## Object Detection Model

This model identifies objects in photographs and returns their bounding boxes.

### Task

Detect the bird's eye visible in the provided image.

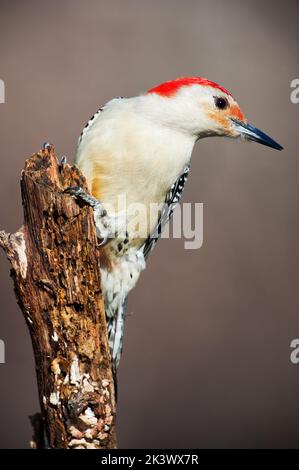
[214,96,229,110]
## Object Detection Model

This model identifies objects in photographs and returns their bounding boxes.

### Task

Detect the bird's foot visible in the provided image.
[43,142,51,150]
[64,186,106,212]
[43,143,67,166]
[64,186,112,245]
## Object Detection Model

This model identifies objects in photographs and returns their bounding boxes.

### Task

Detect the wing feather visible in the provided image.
[142,164,190,258]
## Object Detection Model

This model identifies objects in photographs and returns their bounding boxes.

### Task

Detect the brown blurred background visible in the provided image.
[0,0,299,449]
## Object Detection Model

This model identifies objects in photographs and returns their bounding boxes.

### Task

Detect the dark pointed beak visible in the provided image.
[231,118,283,151]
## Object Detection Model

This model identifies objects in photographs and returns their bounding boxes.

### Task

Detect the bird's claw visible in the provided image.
[64,186,84,197]
[64,186,112,244]
[98,237,108,247]
[64,186,107,215]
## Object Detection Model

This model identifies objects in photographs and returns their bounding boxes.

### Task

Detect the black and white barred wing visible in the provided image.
[142,164,190,259]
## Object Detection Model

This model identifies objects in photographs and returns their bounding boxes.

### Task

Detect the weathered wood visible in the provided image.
[0,145,116,449]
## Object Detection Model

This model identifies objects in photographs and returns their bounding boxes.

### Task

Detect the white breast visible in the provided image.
[75,96,194,242]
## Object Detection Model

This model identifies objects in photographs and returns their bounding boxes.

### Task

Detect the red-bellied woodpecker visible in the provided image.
[67,77,283,369]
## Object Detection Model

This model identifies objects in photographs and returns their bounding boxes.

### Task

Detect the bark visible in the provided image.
[0,145,116,449]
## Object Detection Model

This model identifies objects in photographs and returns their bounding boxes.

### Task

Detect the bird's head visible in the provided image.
[146,77,283,150]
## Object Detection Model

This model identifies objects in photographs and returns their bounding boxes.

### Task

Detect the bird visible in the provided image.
[67,76,283,371]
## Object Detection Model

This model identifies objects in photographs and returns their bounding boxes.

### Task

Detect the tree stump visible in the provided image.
[0,145,117,449]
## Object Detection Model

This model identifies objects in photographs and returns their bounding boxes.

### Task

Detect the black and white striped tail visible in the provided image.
[106,296,128,370]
